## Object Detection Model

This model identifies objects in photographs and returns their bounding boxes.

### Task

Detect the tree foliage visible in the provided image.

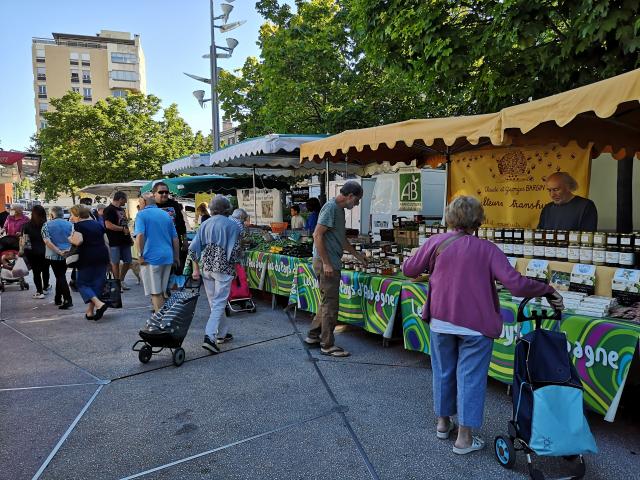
[34,92,209,200]
[348,0,640,113]
[220,0,640,135]
[218,0,444,137]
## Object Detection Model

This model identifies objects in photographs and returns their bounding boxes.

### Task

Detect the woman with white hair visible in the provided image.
[403,196,564,456]
[187,195,241,354]
[3,204,29,237]
[230,208,249,234]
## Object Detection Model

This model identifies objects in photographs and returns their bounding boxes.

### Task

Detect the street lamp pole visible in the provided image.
[209,0,220,151]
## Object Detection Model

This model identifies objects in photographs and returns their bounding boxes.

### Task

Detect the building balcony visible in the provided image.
[36,58,45,63]
[82,79,91,84]
[38,93,47,99]
[37,74,46,80]
[71,77,79,83]
[83,96,92,101]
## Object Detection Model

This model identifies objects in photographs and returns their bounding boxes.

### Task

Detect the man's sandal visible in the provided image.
[320,345,350,357]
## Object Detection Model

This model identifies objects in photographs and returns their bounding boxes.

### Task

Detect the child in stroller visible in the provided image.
[0,244,29,291]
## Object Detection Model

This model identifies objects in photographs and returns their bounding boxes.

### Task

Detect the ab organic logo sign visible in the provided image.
[399,172,422,211]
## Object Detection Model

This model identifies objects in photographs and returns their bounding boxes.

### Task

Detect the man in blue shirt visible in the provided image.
[134,193,180,312]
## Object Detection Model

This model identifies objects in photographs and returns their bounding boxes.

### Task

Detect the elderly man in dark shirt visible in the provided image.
[537,172,597,231]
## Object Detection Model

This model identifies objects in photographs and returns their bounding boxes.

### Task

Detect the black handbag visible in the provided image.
[100,272,122,308]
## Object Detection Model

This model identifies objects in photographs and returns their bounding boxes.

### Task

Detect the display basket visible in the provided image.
[270,222,288,234]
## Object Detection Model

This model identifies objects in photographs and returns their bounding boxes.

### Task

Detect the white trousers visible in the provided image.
[202,271,234,339]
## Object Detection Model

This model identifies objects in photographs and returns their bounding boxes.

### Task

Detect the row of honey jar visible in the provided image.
[476,228,640,267]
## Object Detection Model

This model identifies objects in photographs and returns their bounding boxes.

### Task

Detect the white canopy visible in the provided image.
[79,180,149,197]
[163,134,363,176]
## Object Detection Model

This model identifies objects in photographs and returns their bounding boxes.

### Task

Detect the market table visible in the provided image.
[244,250,403,339]
[243,251,640,421]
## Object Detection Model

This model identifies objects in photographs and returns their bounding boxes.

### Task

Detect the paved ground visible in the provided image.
[1,272,639,480]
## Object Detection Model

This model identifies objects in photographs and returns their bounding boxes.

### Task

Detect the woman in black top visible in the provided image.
[69,205,111,320]
[21,205,50,298]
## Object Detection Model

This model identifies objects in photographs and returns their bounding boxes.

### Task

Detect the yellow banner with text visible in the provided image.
[449,142,591,228]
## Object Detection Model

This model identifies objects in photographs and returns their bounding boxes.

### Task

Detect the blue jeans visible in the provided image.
[430,331,493,428]
[77,264,108,304]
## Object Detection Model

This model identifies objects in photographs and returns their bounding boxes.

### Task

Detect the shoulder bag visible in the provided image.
[423,231,467,323]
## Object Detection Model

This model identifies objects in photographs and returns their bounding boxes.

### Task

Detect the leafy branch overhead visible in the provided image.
[219,0,640,137]
[33,92,210,200]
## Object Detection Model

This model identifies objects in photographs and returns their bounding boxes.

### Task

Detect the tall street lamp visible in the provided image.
[185,1,245,151]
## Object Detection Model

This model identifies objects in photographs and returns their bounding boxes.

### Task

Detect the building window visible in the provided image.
[38,84,47,99]
[71,68,79,83]
[112,89,128,98]
[72,87,80,93]
[110,70,139,82]
[36,66,46,80]
[40,119,47,129]
[111,52,137,64]
[70,52,79,65]
[39,102,48,113]
[82,70,91,83]
[83,88,92,101]
[36,48,45,62]
[81,53,90,66]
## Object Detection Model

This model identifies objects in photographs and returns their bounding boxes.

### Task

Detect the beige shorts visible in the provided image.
[140,264,172,296]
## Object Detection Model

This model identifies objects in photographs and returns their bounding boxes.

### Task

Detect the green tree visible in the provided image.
[34,92,207,200]
[218,0,444,137]
[348,0,640,114]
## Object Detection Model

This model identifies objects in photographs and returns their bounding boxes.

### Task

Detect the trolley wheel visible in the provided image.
[494,436,516,469]
[138,345,152,364]
[249,306,257,313]
[25,282,29,290]
[172,348,185,367]
[225,305,231,316]
[382,338,390,348]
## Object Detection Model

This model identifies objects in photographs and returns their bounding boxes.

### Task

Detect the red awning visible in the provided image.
[0,151,25,166]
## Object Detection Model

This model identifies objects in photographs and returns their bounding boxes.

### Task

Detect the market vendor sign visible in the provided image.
[264,253,298,297]
[289,266,400,336]
[449,142,591,228]
[400,283,640,421]
[339,271,401,335]
[237,188,283,225]
[398,171,422,211]
[243,251,268,290]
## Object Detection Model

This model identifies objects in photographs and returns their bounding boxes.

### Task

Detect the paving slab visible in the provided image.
[129,413,371,480]
[0,384,99,480]
[39,336,335,479]
[0,322,98,388]
[318,357,639,480]
[2,281,294,380]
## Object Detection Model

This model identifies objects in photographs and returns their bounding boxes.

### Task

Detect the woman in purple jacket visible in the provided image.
[402,196,564,455]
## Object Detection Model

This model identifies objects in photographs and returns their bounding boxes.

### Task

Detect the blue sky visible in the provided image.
[0,0,272,151]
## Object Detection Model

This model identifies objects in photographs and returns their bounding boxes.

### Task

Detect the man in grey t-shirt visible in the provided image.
[537,172,597,231]
[305,181,367,357]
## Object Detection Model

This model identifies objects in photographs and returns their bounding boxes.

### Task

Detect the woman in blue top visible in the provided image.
[305,197,321,232]
[42,206,74,309]
[69,205,111,320]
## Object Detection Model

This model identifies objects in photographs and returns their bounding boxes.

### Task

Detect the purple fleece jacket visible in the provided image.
[402,231,554,338]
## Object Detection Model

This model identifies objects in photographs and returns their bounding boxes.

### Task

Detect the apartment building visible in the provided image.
[31,30,146,131]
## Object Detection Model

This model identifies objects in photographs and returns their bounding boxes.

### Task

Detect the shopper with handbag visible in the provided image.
[402,196,565,456]
[69,205,110,320]
[42,206,73,309]
[21,205,50,299]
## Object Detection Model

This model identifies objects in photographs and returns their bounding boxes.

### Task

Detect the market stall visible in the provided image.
[296,69,640,421]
